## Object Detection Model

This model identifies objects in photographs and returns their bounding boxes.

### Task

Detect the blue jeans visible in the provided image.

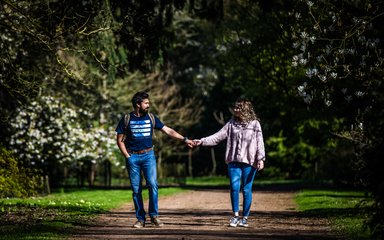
[228,162,257,217]
[126,150,158,221]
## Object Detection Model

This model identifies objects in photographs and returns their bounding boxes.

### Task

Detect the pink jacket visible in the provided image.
[201,119,265,168]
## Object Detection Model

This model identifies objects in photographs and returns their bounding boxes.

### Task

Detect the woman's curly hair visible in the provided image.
[232,98,258,123]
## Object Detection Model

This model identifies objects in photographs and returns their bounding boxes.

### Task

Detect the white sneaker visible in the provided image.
[133,220,145,228]
[238,217,248,227]
[229,216,240,227]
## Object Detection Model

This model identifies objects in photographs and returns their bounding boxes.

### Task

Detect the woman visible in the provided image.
[193,98,265,227]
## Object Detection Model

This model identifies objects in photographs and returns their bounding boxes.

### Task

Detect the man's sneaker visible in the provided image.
[151,216,164,227]
[133,220,145,228]
[229,216,240,227]
[238,217,249,227]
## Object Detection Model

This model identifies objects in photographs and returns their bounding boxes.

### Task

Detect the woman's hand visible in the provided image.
[256,160,264,170]
[193,139,202,146]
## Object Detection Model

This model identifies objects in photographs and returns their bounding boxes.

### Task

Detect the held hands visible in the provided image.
[184,139,202,149]
[184,139,194,148]
[193,139,202,146]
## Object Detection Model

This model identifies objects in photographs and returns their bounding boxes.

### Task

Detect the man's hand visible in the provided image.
[185,139,194,148]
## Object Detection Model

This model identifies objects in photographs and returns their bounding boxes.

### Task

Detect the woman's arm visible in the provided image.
[255,120,265,170]
[196,121,230,146]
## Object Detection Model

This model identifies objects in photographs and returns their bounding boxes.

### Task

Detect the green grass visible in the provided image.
[0,187,184,240]
[185,176,229,186]
[295,189,373,239]
[185,175,327,187]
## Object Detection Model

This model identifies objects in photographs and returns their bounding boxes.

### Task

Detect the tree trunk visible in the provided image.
[88,161,96,187]
[104,160,112,187]
[210,148,217,176]
[157,149,163,179]
[188,148,193,177]
[41,175,51,194]
[79,163,85,187]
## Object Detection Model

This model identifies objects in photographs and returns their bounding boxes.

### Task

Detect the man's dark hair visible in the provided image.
[131,91,149,108]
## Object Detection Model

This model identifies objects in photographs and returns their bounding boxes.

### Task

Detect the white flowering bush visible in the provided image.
[291,0,382,107]
[9,96,118,170]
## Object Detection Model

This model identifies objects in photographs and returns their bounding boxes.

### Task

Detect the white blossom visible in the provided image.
[318,75,327,82]
[355,91,365,97]
[299,58,308,65]
[305,68,318,78]
[9,95,119,170]
[300,31,309,39]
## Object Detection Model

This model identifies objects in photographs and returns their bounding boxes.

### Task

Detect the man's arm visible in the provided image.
[116,134,130,158]
[161,125,194,147]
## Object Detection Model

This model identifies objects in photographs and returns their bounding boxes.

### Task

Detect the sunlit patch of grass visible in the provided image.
[296,189,373,239]
[185,176,326,187]
[186,176,229,186]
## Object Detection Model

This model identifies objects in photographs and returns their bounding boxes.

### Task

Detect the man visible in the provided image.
[115,91,193,228]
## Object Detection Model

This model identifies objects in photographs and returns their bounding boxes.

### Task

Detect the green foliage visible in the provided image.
[0,146,42,198]
[296,189,373,239]
[265,118,346,180]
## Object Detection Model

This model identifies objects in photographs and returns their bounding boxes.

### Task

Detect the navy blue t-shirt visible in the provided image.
[115,112,164,151]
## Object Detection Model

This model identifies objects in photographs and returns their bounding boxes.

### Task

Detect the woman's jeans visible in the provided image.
[126,150,158,222]
[228,162,258,217]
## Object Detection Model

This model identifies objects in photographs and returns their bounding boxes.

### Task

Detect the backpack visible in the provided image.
[121,112,156,142]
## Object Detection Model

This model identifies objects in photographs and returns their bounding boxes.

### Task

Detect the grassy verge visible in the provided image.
[185,175,328,187]
[0,187,184,240]
[185,176,229,186]
[295,189,373,239]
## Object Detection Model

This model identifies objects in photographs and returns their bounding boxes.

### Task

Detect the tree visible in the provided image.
[291,0,384,237]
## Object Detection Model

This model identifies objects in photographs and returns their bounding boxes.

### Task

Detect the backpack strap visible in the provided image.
[149,113,156,138]
[121,114,130,142]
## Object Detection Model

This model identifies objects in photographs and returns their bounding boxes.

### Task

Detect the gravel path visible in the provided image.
[69,188,342,240]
